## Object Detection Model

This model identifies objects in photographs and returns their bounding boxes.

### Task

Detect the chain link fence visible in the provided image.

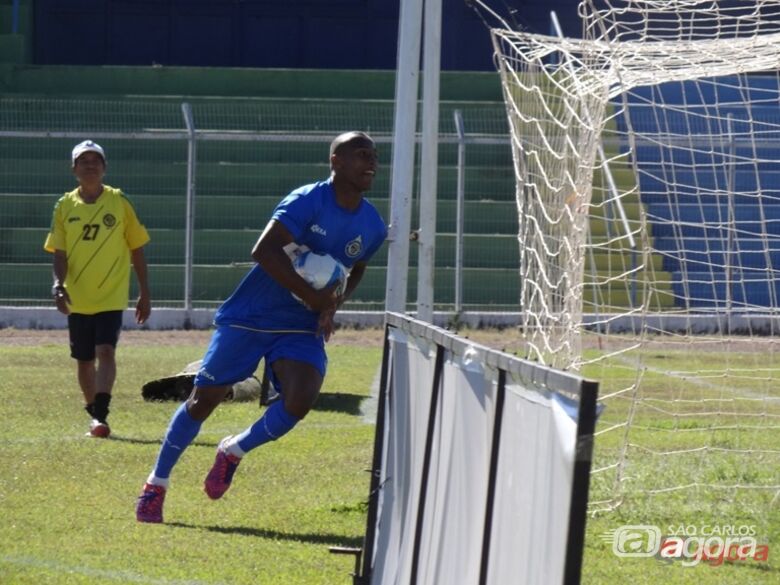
[0,96,516,315]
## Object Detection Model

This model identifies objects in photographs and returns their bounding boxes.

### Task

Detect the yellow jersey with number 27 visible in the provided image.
[44,185,150,315]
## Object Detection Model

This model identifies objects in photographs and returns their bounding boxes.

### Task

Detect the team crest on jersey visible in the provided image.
[345,235,363,258]
[103,214,116,228]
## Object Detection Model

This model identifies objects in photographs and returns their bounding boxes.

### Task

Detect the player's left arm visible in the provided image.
[52,249,71,314]
[317,260,367,341]
[341,261,367,302]
[318,217,387,339]
[122,195,152,323]
[131,246,151,324]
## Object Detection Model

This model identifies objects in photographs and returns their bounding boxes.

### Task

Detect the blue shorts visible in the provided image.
[193,325,327,392]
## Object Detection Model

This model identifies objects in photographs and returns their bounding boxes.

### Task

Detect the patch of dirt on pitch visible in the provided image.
[0,328,71,346]
[0,328,213,347]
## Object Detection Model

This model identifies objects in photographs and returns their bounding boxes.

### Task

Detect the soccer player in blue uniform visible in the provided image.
[136,131,387,523]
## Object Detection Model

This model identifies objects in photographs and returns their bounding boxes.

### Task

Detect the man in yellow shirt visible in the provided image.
[44,140,152,438]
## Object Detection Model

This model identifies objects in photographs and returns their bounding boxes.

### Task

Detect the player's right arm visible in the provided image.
[52,249,71,314]
[44,198,71,313]
[251,220,338,313]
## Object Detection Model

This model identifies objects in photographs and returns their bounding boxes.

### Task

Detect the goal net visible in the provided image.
[491,0,780,510]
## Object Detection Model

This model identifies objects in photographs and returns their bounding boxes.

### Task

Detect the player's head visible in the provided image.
[72,140,106,186]
[330,131,373,159]
[72,140,106,168]
[330,132,377,193]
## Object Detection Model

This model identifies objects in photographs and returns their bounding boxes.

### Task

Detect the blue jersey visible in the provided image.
[215,178,387,332]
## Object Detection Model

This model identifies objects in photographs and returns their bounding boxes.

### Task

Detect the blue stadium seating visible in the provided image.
[670,272,780,308]
[616,75,780,308]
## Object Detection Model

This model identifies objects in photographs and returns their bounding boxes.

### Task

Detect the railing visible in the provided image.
[0,98,516,313]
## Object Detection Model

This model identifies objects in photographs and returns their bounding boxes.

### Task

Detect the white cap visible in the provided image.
[71,140,106,166]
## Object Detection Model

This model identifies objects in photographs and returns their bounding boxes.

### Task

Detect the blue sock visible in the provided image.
[152,403,202,479]
[236,401,299,453]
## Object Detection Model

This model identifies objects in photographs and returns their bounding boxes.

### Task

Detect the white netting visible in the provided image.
[491,0,780,509]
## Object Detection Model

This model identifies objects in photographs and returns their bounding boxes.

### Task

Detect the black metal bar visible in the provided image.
[329,546,363,584]
[409,345,445,585]
[478,369,507,585]
[359,322,393,581]
[563,380,599,585]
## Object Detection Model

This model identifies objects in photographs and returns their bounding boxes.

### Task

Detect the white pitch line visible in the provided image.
[0,421,368,446]
[0,554,229,585]
[616,354,780,402]
[360,365,383,424]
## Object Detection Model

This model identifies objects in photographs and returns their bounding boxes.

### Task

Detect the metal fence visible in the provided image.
[0,96,516,315]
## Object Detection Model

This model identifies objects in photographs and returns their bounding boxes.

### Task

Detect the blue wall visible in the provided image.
[33,0,583,71]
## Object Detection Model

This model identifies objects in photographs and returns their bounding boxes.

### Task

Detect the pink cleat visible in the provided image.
[204,437,241,500]
[136,483,166,523]
[88,419,111,438]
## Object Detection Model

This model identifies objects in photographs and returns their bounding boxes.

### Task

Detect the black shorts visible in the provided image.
[67,311,124,361]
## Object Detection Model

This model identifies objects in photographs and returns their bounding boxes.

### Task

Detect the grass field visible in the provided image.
[1,327,778,584]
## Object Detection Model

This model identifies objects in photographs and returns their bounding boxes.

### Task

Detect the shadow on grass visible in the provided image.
[167,521,363,548]
[314,392,365,415]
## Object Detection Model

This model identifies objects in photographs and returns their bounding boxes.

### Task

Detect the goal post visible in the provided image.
[360,312,599,585]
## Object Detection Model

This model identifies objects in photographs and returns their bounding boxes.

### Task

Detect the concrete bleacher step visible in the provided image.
[0,194,60,228]
[1,131,513,170]
[0,194,521,234]
[3,227,516,268]
[0,66,688,311]
[0,34,25,64]
[0,262,676,310]
[0,93,508,142]
[1,158,517,201]
[4,224,663,273]
[0,263,514,306]
[1,66,503,101]
[0,90,678,311]
[4,207,667,309]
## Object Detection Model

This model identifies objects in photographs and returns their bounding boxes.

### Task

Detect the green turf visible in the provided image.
[582,344,780,583]
[0,338,380,585]
[1,331,777,584]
